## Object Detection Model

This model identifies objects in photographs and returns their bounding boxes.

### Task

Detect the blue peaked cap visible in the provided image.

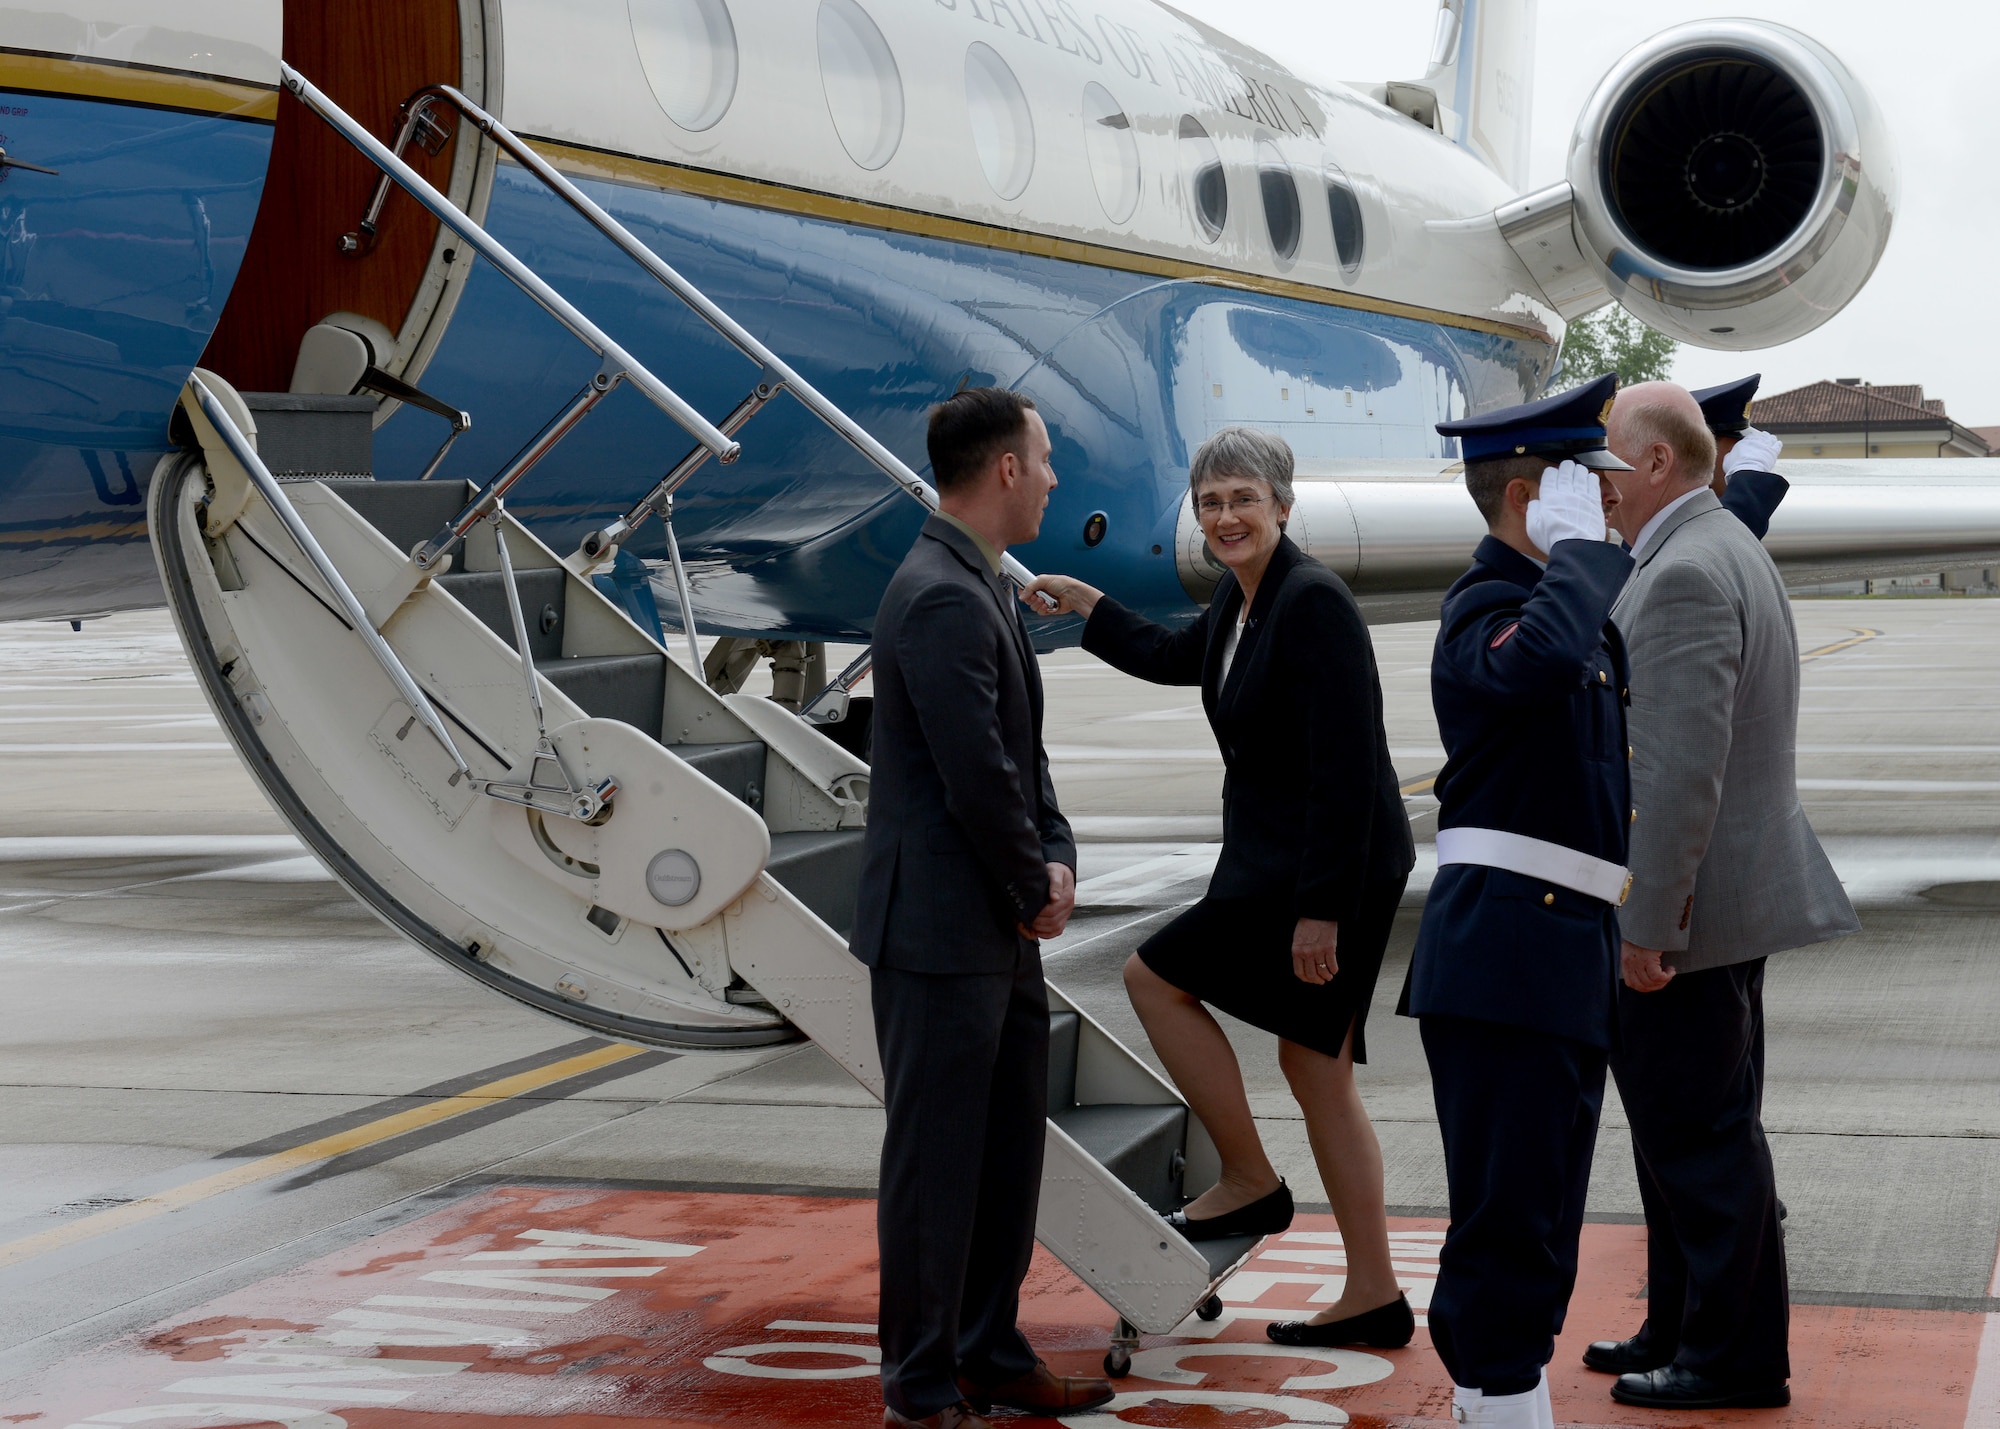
[1689,374,1761,435]
[1436,372,1630,469]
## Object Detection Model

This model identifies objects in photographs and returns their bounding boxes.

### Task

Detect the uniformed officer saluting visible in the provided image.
[1398,372,1634,1429]
[1691,374,1790,539]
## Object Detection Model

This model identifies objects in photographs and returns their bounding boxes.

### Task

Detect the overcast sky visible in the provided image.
[1175,0,1998,423]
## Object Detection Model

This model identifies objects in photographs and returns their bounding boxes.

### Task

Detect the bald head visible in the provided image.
[1610,383,1715,489]
[1604,382,1717,543]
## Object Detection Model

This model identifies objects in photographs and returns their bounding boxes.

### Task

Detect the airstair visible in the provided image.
[149,65,1261,1369]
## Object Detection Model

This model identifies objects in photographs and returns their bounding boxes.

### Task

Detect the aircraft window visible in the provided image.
[1325,161,1365,273]
[1082,82,1140,224]
[966,42,1034,200]
[630,0,739,132]
[818,0,904,171]
[1257,141,1301,261]
[1179,116,1225,242]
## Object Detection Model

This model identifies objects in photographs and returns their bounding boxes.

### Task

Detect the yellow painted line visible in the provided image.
[1800,628,1882,662]
[1399,774,1436,796]
[0,1042,642,1270]
[0,49,278,120]
[523,137,1550,345]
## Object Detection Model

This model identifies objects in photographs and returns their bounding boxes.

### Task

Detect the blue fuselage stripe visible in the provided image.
[374,166,1546,639]
[0,91,270,616]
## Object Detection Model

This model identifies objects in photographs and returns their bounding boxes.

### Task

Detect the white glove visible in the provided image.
[1525,460,1606,551]
[1723,425,1782,479]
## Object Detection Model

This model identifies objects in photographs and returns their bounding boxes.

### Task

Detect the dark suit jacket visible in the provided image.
[851,515,1076,974]
[1082,535,1413,923]
[1400,535,1633,1049]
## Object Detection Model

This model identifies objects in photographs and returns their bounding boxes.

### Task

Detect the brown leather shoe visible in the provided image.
[961,1360,1117,1414]
[883,1401,992,1429]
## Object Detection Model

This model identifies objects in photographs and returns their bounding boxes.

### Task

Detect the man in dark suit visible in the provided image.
[1400,374,1635,1429]
[851,387,1110,1429]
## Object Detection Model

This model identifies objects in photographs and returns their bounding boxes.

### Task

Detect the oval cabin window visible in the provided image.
[1325,162,1366,274]
[965,42,1034,199]
[1082,82,1140,224]
[630,0,739,132]
[818,0,904,171]
[1257,140,1300,260]
[1179,115,1225,242]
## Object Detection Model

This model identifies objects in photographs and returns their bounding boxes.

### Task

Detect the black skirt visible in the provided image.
[1137,875,1408,1061]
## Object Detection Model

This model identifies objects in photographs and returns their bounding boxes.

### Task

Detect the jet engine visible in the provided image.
[1507,21,1895,351]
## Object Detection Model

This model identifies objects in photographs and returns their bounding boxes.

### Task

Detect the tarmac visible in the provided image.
[0,597,1996,1427]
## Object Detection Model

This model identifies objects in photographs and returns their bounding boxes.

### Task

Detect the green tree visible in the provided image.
[1554,307,1678,389]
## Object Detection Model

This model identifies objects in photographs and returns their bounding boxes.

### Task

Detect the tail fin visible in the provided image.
[1424,0,1537,191]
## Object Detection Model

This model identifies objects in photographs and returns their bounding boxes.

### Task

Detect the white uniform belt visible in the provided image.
[1436,827,1631,906]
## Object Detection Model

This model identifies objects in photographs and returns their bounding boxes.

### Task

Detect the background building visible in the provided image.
[1751,379,1993,459]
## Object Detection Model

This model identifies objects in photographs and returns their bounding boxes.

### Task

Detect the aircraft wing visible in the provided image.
[1172,459,2000,624]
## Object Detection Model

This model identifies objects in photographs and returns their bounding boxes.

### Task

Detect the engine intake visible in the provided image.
[1566,21,1895,350]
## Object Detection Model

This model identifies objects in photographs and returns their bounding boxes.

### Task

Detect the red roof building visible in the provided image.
[1750,380,1992,458]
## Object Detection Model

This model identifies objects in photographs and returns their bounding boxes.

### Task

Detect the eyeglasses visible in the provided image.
[1196,494,1270,518]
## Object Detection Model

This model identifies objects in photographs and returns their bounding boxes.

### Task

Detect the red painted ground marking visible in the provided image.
[0,1188,1986,1428]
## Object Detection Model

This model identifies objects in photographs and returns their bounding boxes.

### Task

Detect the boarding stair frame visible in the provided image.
[149,65,1265,1350]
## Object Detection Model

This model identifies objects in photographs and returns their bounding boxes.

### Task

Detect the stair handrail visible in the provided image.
[277,64,739,573]
[367,81,1037,591]
[187,376,472,780]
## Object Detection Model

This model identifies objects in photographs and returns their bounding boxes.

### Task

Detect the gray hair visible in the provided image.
[1189,426,1296,510]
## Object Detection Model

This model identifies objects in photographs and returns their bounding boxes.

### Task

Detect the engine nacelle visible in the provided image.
[1565,20,1895,351]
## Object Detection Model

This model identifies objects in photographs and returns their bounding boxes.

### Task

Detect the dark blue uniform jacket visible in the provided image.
[1400,535,1633,1050]
[1718,469,1788,540]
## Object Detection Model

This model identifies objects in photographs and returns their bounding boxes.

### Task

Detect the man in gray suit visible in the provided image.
[853,387,1110,1429]
[1585,382,1858,1411]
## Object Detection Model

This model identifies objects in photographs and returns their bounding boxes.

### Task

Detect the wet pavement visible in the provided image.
[1,600,1997,1426]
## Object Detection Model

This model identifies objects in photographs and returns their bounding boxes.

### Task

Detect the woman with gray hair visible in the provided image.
[1025,426,1417,1349]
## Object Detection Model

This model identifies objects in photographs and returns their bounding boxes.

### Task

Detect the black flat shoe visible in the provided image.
[1610,1365,1790,1409]
[1265,1293,1414,1349]
[1583,1333,1674,1375]
[1163,1180,1293,1241]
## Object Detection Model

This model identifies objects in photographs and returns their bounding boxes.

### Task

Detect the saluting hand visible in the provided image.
[1723,426,1783,478]
[1292,918,1340,985]
[1525,459,1609,551]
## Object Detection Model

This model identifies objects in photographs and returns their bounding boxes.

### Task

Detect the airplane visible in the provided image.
[10,0,2000,1343]
[7,0,1994,656]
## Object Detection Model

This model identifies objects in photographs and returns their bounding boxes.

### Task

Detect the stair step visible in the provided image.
[542,653,667,733]
[1051,1103,1187,1213]
[1195,1232,1262,1280]
[436,568,567,661]
[242,393,375,480]
[1049,1010,1079,1112]
[766,829,866,938]
[332,478,474,554]
[675,741,765,811]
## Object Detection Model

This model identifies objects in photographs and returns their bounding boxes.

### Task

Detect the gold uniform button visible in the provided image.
[1543,892,1556,906]
[1631,807,1638,824]
[1598,670,1608,683]
[1628,744,1634,759]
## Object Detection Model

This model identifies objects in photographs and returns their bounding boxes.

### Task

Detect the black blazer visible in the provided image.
[1083,535,1413,922]
[852,515,1077,973]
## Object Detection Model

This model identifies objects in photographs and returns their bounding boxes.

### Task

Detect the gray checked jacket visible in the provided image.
[1613,488,1860,970]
